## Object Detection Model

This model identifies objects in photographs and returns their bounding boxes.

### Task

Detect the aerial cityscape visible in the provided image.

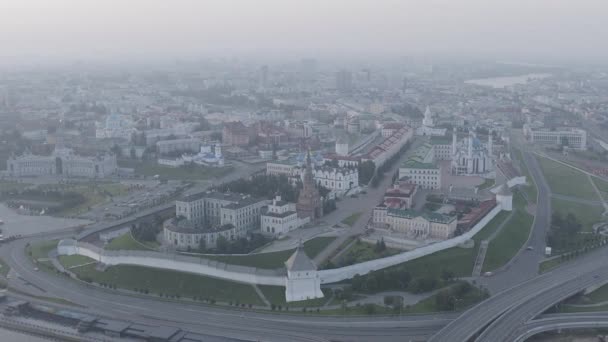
[1,1,608,341]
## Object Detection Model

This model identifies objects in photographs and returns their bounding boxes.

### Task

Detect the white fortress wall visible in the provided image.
[62,242,285,286]
[59,202,507,289]
[318,205,503,284]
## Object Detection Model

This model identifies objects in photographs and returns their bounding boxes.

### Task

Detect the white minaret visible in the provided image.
[488,130,493,157]
[452,130,457,156]
[335,136,349,156]
[468,131,473,159]
[422,106,433,127]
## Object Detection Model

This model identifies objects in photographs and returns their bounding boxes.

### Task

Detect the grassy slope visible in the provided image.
[536,156,598,200]
[70,263,264,305]
[551,197,605,232]
[511,149,537,203]
[341,212,363,227]
[105,233,154,251]
[482,192,534,272]
[205,236,336,269]
[388,210,511,279]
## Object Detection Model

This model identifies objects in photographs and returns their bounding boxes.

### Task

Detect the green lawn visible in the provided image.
[341,212,363,227]
[403,282,489,313]
[26,240,59,272]
[551,198,605,232]
[321,283,488,315]
[394,210,512,278]
[539,257,562,274]
[482,191,534,272]
[105,233,156,251]
[0,258,10,277]
[583,283,608,303]
[28,240,58,260]
[537,156,598,200]
[336,241,400,267]
[559,283,608,313]
[68,263,264,305]
[482,209,534,272]
[58,255,95,268]
[592,177,608,194]
[512,149,537,203]
[205,237,336,269]
[118,159,233,181]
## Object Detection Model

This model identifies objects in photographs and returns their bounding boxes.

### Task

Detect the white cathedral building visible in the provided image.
[416,106,447,137]
[451,130,494,176]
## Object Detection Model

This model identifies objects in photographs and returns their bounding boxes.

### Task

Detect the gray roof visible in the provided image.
[285,244,316,272]
[263,210,297,218]
[223,196,267,210]
[58,239,77,247]
[497,184,513,196]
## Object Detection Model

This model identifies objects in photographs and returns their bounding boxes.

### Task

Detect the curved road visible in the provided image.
[430,150,608,342]
[513,313,608,342]
[2,233,454,342]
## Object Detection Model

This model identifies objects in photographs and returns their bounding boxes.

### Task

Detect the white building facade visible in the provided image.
[523,125,587,150]
[261,196,306,237]
[7,147,117,178]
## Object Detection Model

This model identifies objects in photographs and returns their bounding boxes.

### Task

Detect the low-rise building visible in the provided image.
[261,196,306,237]
[220,196,267,232]
[7,147,117,178]
[266,161,297,177]
[523,124,587,150]
[381,208,457,240]
[167,191,268,251]
[163,218,242,250]
[399,159,441,189]
[309,166,359,194]
[382,182,417,209]
[223,121,251,147]
[175,191,265,229]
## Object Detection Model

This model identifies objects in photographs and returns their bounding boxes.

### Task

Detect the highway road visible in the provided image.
[5,147,608,341]
[513,312,608,342]
[477,151,550,294]
[430,149,608,342]
[1,233,455,342]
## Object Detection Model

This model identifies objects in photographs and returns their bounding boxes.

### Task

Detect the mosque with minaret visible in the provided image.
[450,130,494,176]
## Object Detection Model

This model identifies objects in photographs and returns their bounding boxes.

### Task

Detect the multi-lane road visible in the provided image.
[4,148,608,341]
[430,150,608,342]
[2,235,453,342]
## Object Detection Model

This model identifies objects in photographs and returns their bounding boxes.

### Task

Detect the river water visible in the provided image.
[464,73,551,88]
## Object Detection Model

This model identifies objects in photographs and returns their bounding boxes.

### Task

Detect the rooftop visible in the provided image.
[401,159,438,170]
[285,244,317,272]
[263,210,297,218]
[387,208,456,224]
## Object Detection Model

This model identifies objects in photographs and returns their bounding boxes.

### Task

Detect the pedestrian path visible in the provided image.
[588,174,608,216]
[252,284,270,307]
[472,240,489,277]
[471,211,514,277]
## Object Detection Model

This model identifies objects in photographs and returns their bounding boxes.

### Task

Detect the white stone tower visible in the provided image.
[335,136,349,156]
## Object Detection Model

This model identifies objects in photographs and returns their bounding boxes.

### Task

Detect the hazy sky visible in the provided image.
[1,0,607,64]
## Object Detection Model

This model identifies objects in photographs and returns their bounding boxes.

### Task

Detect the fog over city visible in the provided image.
[3,1,608,342]
[1,0,608,65]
